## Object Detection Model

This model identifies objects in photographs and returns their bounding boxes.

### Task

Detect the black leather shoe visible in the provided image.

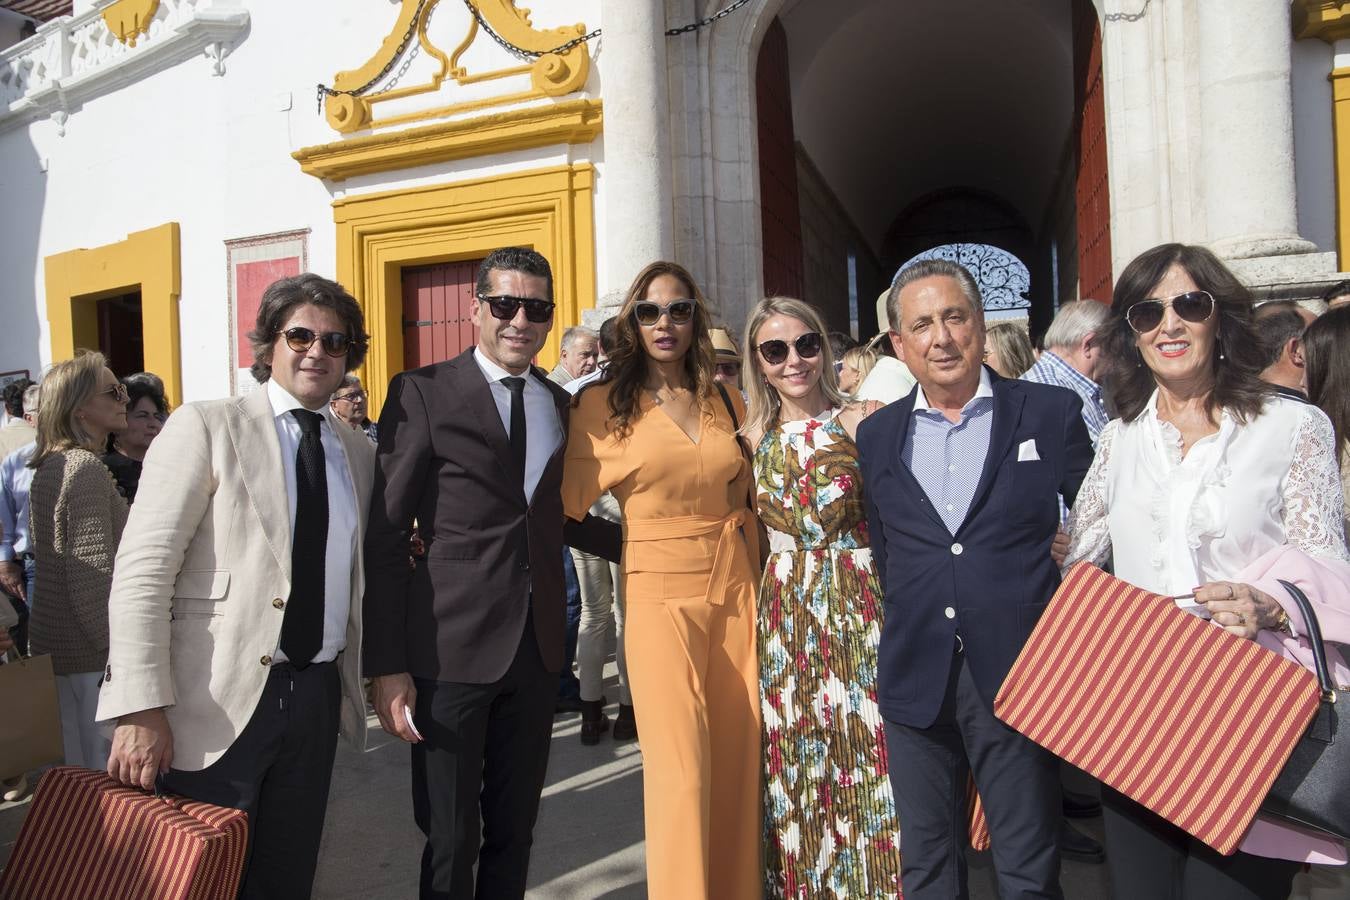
[612,704,637,741]
[1062,788,1102,819]
[1059,821,1105,864]
[579,699,609,745]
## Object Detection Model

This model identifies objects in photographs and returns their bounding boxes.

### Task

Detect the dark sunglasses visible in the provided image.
[633,300,695,327]
[278,327,360,357]
[99,383,129,403]
[1125,290,1215,334]
[478,294,556,323]
[757,332,822,366]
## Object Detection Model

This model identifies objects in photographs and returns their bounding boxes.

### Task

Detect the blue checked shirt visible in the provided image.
[1021,350,1108,448]
[901,368,995,535]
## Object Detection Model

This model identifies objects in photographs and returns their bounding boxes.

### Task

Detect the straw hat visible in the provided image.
[709,327,741,361]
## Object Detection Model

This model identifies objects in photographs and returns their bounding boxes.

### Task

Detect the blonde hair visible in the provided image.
[840,346,878,388]
[986,322,1036,378]
[741,296,846,438]
[31,351,109,469]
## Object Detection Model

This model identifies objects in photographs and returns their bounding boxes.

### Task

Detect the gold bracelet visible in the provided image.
[1274,607,1292,635]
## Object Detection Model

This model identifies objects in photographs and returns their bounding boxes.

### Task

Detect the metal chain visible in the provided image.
[463,0,753,61]
[315,0,432,112]
[1104,0,1152,23]
[665,0,755,37]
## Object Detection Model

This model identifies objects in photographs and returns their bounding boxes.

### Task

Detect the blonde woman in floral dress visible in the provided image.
[741,296,901,899]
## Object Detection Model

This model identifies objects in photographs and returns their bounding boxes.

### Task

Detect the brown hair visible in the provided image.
[1304,305,1350,457]
[31,351,108,469]
[601,262,716,438]
[246,273,368,384]
[1104,243,1269,424]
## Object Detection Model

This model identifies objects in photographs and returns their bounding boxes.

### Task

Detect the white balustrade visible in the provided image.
[0,0,249,133]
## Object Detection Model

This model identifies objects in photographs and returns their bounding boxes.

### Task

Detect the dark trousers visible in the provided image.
[884,647,1063,900]
[412,621,556,900]
[1102,785,1300,900]
[161,661,341,900]
[558,547,581,700]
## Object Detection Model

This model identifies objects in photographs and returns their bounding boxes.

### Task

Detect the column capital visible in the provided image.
[1294,1,1350,43]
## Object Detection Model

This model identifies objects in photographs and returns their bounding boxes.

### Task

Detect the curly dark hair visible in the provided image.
[247,274,369,385]
[601,262,716,438]
[1104,243,1269,424]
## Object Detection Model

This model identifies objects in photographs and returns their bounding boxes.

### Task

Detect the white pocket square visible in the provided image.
[1017,439,1041,462]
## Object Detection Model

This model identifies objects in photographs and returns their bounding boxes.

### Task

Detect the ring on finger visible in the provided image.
[1227,584,1235,600]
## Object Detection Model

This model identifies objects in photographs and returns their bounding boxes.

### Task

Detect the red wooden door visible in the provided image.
[1074,5,1113,303]
[756,17,804,298]
[401,260,483,370]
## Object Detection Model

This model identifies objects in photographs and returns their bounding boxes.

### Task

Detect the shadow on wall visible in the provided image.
[0,97,47,381]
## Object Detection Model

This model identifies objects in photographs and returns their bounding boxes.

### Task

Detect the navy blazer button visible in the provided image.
[945,606,956,619]
[951,542,964,555]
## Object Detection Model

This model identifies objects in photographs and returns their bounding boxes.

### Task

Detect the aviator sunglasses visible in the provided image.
[477,294,556,324]
[633,300,695,327]
[1124,290,1215,334]
[757,332,822,366]
[277,327,362,357]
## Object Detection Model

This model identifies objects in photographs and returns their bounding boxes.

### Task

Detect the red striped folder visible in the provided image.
[0,767,247,900]
[994,562,1321,855]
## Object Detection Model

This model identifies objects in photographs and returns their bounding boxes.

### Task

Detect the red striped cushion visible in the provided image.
[0,767,247,900]
[995,562,1321,855]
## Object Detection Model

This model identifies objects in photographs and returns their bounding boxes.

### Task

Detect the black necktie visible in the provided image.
[281,409,327,667]
[502,376,528,484]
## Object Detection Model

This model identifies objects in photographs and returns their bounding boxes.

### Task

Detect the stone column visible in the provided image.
[1196,0,1317,259]
[595,0,675,317]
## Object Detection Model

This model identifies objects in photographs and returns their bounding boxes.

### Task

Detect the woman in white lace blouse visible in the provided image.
[1065,243,1349,900]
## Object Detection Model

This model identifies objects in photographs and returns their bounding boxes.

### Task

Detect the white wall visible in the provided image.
[1292,37,1336,255]
[0,0,607,401]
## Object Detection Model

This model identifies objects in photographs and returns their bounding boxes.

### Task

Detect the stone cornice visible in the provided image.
[292,97,602,181]
[1293,0,1350,42]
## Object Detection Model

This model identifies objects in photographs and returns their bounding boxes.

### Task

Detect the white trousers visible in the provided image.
[571,547,630,705]
[57,671,111,770]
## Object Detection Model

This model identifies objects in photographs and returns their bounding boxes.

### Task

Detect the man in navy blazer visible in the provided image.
[857,259,1094,900]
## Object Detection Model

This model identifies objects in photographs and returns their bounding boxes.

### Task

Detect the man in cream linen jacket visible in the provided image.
[97,274,375,900]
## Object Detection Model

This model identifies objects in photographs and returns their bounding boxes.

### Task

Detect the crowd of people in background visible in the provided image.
[1,244,1348,900]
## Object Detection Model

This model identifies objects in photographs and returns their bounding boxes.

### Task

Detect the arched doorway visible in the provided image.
[746,0,1111,339]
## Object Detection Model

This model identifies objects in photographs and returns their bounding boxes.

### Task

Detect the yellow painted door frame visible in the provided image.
[334,164,597,416]
[43,223,183,407]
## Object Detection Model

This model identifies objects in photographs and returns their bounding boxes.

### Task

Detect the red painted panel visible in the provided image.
[1074,5,1113,303]
[401,260,484,370]
[235,257,301,368]
[756,18,804,298]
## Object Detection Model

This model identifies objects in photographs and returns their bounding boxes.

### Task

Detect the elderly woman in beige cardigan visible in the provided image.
[28,352,128,770]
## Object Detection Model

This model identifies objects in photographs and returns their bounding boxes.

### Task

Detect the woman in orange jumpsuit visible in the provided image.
[562,261,762,900]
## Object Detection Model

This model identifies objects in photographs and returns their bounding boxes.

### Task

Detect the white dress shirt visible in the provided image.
[1067,393,1350,609]
[266,378,359,664]
[474,347,563,503]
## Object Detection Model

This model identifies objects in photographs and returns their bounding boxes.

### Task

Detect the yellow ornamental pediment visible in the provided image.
[321,0,593,134]
[102,0,160,47]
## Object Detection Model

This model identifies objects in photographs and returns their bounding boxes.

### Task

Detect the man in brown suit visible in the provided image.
[364,247,617,900]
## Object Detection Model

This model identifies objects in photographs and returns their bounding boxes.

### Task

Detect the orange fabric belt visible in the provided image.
[623,510,757,607]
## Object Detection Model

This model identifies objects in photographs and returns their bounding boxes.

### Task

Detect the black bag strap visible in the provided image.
[1276,579,1336,701]
[715,382,740,432]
